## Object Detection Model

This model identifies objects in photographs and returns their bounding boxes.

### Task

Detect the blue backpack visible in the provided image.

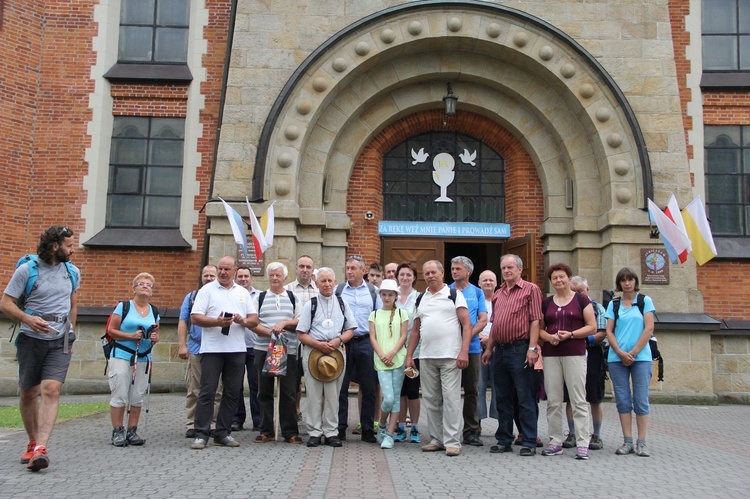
[9,254,79,343]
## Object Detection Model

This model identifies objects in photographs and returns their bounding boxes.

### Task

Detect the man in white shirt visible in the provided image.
[190,256,258,450]
[406,260,472,457]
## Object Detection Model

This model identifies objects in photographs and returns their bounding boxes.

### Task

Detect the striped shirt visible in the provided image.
[253,290,300,352]
[489,278,543,344]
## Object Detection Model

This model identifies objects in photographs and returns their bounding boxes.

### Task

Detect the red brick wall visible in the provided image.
[698,262,750,319]
[0,2,48,255]
[346,110,545,287]
[669,0,694,162]
[699,91,750,320]
[0,0,232,309]
[668,0,750,321]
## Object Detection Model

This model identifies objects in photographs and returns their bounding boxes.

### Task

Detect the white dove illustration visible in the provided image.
[459,149,477,166]
[411,147,429,165]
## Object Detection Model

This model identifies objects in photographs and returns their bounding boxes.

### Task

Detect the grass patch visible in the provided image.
[0,402,109,428]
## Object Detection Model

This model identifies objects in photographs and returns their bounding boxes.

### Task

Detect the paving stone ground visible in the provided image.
[0,393,748,498]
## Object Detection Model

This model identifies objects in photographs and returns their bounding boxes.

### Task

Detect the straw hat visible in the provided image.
[308,348,345,382]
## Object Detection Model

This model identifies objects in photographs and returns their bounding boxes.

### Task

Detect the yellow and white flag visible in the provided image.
[681,196,717,266]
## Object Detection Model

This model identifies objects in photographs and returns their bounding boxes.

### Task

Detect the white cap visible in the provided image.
[379,279,399,294]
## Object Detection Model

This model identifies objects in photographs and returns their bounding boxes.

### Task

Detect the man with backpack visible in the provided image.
[249,262,301,443]
[449,256,488,447]
[177,264,222,439]
[296,267,357,447]
[0,226,80,472]
[335,255,382,443]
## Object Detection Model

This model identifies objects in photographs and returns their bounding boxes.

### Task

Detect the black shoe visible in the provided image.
[307,436,321,447]
[185,429,196,438]
[209,429,216,438]
[251,425,260,431]
[489,443,512,453]
[112,426,128,447]
[464,432,484,447]
[231,421,243,432]
[326,436,342,447]
[126,426,145,446]
[361,429,377,443]
[337,429,347,441]
[520,446,536,456]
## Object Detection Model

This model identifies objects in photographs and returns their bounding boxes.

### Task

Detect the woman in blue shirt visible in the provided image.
[107,272,160,447]
[605,268,655,458]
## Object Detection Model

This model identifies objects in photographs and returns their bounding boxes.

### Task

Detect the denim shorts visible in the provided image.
[17,334,74,389]
[609,360,652,416]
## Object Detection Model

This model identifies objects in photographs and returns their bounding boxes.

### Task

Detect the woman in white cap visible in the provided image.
[369,279,408,449]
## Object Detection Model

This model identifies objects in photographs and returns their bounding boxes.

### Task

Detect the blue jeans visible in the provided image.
[609,360,652,416]
[477,358,497,420]
[492,341,537,447]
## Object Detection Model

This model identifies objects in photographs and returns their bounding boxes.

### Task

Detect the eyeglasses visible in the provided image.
[136,282,154,288]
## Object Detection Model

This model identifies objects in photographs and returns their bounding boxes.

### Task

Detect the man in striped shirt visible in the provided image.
[250,262,301,443]
[481,254,542,456]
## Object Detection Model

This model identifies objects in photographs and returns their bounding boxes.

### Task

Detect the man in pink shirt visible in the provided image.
[481,254,542,456]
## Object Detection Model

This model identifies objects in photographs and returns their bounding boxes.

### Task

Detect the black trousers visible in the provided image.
[338,337,376,432]
[195,352,245,440]
[233,348,261,427]
[254,350,299,439]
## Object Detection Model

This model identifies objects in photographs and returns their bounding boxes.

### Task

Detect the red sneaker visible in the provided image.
[20,440,36,464]
[27,446,49,472]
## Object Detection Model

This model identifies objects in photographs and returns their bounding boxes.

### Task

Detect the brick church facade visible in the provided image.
[0,0,748,401]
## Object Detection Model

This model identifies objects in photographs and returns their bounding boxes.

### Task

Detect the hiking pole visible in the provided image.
[142,359,153,444]
[125,337,141,428]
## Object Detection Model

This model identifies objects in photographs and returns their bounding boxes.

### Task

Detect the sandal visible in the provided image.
[285,435,303,444]
[254,434,275,443]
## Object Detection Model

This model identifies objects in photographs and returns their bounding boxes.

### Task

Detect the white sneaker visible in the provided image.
[381,434,394,449]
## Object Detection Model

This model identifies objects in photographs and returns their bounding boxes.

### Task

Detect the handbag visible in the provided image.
[262,333,288,377]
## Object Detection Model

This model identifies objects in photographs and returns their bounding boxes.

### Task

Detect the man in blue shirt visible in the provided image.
[336,256,382,443]
[177,265,221,439]
[449,256,487,447]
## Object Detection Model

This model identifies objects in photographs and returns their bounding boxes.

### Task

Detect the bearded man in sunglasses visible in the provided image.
[1,225,80,472]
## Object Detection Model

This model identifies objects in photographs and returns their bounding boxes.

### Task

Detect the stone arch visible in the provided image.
[248,0,656,286]
[253,1,652,224]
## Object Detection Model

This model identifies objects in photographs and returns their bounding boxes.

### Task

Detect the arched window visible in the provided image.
[383,131,505,222]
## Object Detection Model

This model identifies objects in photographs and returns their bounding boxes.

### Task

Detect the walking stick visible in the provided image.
[274,376,280,439]
[142,359,153,444]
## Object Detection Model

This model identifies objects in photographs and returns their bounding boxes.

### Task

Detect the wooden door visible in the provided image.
[503,233,536,284]
[382,238,443,292]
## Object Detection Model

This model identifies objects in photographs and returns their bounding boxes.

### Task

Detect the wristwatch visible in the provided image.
[528,346,539,353]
